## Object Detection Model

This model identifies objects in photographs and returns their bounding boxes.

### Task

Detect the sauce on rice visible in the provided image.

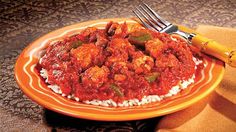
[38,21,200,103]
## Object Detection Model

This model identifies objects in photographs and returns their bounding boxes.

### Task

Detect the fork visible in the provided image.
[133,3,236,67]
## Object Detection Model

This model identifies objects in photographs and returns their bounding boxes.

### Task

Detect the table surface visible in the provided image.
[1,0,236,131]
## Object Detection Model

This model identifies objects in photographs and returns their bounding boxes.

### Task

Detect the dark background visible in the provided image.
[0,0,235,131]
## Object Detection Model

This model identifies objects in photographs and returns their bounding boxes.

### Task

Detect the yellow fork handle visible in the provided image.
[191,34,236,67]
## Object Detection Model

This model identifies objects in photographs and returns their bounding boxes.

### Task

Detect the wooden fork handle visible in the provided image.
[191,34,236,67]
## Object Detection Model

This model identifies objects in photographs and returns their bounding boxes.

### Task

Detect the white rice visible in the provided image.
[48,85,62,94]
[39,57,203,107]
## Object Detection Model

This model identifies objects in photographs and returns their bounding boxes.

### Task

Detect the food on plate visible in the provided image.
[38,21,204,107]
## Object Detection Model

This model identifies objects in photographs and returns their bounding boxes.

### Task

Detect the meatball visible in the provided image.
[82,66,110,88]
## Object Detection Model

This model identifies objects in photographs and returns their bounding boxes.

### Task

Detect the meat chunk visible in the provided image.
[81,66,109,88]
[95,30,108,48]
[105,22,119,36]
[105,21,128,38]
[70,43,104,70]
[131,51,154,74]
[107,38,135,54]
[155,54,179,69]
[145,38,164,58]
[111,61,129,74]
[81,27,98,39]
[114,74,127,81]
[106,52,128,63]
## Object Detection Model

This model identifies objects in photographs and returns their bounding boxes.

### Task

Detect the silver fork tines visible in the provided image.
[133,3,194,40]
[133,3,172,32]
[133,9,158,31]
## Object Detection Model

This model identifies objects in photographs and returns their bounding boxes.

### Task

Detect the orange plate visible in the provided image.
[14,18,225,121]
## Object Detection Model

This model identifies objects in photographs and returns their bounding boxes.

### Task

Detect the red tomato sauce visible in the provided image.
[38,21,199,103]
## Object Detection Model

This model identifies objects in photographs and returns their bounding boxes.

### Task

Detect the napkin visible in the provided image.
[156,25,236,132]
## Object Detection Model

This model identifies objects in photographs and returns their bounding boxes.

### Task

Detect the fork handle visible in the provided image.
[191,34,236,67]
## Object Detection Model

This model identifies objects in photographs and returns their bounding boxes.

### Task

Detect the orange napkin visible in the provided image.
[156,25,236,132]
